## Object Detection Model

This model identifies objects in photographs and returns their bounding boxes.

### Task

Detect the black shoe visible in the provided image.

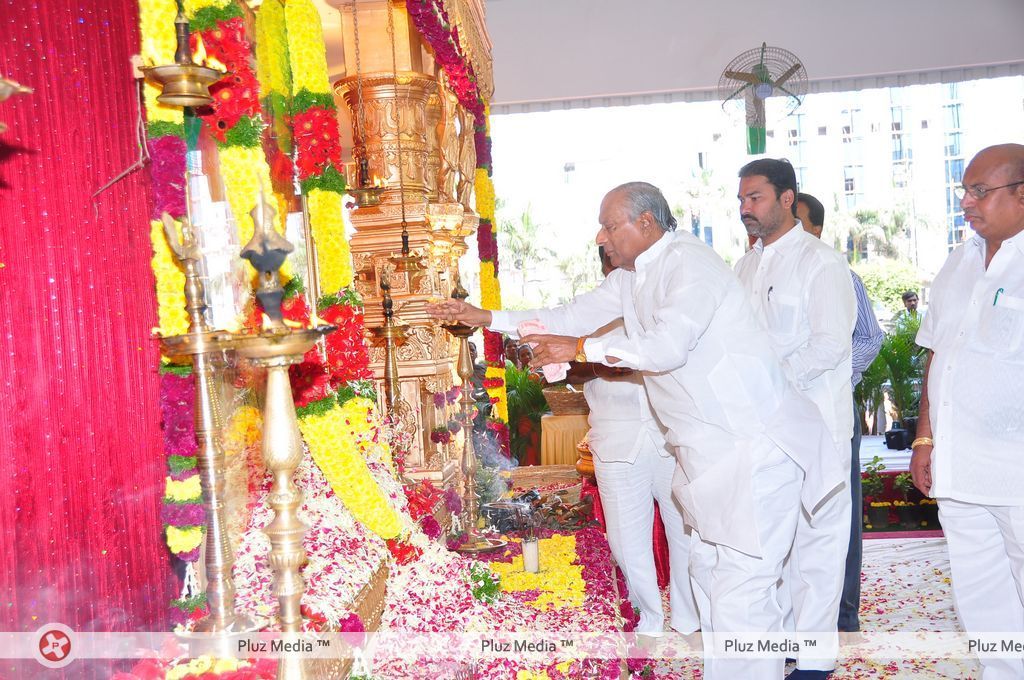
[784,670,833,680]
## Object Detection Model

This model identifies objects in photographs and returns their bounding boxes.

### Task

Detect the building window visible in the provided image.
[945,158,964,183]
[944,103,962,130]
[891,121,902,132]
[921,119,929,129]
[944,132,962,157]
[818,126,827,136]
[845,177,855,191]
[788,128,799,138]
[703,225,714,247]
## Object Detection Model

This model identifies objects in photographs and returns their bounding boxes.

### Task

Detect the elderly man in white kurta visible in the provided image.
[429,182,844,680]
[911,144,1024,680]
[734,159,856,680]
[579,320,698,635]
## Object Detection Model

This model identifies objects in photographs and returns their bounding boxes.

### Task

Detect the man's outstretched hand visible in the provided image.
[520,334,579,367]
[425,298,492,327]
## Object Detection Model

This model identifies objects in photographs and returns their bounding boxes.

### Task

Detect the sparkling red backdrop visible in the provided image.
[0,0,175,650]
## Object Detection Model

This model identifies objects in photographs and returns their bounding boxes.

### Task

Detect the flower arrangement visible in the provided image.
[430,426,453,445]
[185,0,279,253]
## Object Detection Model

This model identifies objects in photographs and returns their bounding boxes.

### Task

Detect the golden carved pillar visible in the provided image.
[328,0,474,484]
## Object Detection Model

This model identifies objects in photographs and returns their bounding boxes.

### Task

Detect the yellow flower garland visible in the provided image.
[485,365,508,422]
[139,0,182,126]
[474,168,495,222]
[255,0,289,99]
[479,260,501,310]
[306,188,352,292]
[149,219,189,337]
[165,475,202,503]
[166,525,204,554]
[490,535,585,610]
[284,0,331,95]
[299,398,402,539]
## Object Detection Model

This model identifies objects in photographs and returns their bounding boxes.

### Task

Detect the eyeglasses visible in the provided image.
[954,180,1024,201]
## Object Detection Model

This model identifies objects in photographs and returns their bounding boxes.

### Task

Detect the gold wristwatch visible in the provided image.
[574,336,587,363]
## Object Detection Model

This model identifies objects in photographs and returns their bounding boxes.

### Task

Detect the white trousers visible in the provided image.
[778,451,851,671]
[593,442,698,634]
[690,446,802,680]
[940,498,1024,680]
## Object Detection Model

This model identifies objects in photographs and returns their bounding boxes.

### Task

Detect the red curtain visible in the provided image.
[0,0,174,647]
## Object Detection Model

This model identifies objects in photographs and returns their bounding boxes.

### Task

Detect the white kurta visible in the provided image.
[917,233,1024,505]
[492,230,843,558]
[734,224,857,455]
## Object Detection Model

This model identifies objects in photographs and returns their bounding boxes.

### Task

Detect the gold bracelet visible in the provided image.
[911,437,934,448]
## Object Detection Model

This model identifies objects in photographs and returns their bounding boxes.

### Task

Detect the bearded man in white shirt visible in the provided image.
[429,181,844,680]
[911,143,1024,680]
[734,159,856,680]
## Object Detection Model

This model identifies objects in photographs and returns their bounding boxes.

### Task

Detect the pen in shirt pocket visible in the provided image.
[993,287,1004,306]
[767,286,774,301]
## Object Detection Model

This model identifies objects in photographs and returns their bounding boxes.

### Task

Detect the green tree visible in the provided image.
[497,204,555,300]
[555,249,601,302]
[853,258,922,312]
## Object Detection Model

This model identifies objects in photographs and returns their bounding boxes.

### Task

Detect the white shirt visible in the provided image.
[735,224,857,464]
[916,233,1024,505]
[492,230,843,557]
[581,321,671,464]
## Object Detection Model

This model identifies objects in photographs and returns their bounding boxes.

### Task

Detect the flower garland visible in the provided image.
[297,394,402,540]
[139,0,207,625]
[283,0,351,294]
[184,0,280,255]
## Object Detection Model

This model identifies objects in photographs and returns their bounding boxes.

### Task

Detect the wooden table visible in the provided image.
[540,413,590,466]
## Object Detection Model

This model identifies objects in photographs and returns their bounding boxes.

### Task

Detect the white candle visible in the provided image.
[523,538,539,573]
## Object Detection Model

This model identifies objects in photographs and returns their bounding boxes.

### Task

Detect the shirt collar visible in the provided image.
[757,222,804,253]
[634,230,673,271]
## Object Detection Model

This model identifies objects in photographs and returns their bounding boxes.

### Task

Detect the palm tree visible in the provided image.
[497,204,555,299]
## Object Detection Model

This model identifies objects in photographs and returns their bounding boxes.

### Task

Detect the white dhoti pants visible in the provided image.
[778,446,851,671]
[593,442,698,634]
[690,446,802,680]
[940,498,1024,680]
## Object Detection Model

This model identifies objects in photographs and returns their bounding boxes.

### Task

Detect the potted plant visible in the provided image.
[862,455,891,529]
[893,472,917,527]
[918,497,940,528]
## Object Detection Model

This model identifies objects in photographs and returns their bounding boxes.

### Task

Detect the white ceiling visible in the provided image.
[483,0,1024,113]
[315,0,1024,113]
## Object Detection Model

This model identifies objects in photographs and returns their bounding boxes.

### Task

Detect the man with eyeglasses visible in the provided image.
[911,143,1024,679]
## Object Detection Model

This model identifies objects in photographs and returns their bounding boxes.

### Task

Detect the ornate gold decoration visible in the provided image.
[455,103,477,210]
[436,74,460,204]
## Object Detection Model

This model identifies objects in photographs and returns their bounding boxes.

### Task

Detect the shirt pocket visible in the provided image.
[767,291,803,338]
[977,292,1024,359]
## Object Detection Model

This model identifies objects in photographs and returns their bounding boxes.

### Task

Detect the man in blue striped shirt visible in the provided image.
[798,192,884,636]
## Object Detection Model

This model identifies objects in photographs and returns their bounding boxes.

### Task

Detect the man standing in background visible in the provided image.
[735,160,856,680]
[798,191,884,639]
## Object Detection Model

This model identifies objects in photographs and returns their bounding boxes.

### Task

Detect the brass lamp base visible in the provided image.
[456,534,507,554]
[142,63,223,108]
